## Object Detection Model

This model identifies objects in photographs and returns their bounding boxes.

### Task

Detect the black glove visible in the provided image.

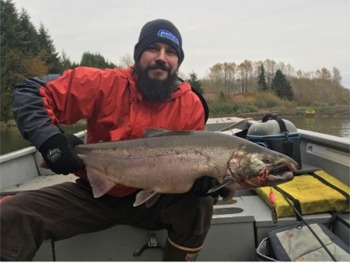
[191,176,230,198]
[39,133,85,175]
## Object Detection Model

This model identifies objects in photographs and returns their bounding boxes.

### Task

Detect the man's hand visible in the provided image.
[39,133,85,175]
[191,176,230,198]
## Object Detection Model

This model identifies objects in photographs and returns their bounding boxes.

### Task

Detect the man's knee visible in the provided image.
[162,195,214,247]
[188,196,214,230]
[1,196,39,260]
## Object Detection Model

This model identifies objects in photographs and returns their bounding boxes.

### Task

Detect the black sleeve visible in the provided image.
[191,87,209,124]
[12,74,62,149]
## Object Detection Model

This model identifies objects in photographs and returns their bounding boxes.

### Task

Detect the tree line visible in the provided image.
[199,58,349,107]
[202,60,343,96]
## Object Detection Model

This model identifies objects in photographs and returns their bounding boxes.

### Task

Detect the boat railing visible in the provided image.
[0,130,87,192]
[297,129,350,185]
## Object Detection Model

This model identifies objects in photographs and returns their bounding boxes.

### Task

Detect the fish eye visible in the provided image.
[263,157,273,163]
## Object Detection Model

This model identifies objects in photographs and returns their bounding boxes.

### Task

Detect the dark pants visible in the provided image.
[0,181,214,260]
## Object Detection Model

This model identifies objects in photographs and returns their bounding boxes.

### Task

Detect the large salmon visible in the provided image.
[75,129,297,206]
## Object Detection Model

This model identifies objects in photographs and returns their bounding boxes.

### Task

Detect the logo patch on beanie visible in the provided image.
[157,29,179,46]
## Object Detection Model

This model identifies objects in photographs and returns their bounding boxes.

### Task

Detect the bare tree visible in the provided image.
[208,63,224,93]
[119,53,133,68]
[332,67,342,85]
[238,60,253,93]
[264,59,276,88]
[222,62,236,94]
[315,67,331,80]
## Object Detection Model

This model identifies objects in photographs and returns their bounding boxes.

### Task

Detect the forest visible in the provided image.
[197,60,349,116]
[1,0,349,123]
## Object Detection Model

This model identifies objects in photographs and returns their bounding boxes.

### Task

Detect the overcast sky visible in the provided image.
[12,0,350,88]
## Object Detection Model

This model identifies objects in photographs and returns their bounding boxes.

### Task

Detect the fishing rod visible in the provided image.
[209,106,253,135]
[271,189,338,261]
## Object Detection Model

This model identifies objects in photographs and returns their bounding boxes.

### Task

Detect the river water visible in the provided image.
[1,116,349,155]
[284,115,350,138]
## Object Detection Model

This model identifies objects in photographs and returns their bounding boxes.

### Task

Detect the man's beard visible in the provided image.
[134,61,178,102]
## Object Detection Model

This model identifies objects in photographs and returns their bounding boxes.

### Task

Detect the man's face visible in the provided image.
[134,42,180,102]
[138,42,179,80]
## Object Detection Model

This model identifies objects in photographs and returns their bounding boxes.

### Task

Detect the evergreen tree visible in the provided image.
[18,10,40,54]
[0,0,49,122]
[0,0,24,52]
[80,52,116,69]
[271,70,294,100]
[0,0,27,122]
[257,64,268,91]
[38,23,62,73]
[60,51,74,70]
[186,72,204,94]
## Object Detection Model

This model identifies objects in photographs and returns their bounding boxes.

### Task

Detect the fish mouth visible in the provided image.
[241,158,297,188]
[265,161,296,182]
[244,166,294,188]
[266,171,294,182]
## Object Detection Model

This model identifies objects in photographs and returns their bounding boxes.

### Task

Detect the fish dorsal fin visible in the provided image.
[133,190,161,207]
[86,167,115,198]
[143,128,192,138]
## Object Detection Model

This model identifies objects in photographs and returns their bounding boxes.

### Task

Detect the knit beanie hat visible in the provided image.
[134,19,185,65]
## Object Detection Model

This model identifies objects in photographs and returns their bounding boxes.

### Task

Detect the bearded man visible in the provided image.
[2,19,227,261]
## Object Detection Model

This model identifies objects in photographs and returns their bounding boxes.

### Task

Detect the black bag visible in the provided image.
[256,223,350,261]
[247,114,302,169]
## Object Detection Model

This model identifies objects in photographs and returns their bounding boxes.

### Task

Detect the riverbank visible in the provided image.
[213,105,350,119]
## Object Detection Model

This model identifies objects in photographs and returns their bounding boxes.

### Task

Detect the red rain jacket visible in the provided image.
[13,66,207,197]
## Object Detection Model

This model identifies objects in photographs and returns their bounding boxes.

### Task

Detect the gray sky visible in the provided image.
[13,0,350,88]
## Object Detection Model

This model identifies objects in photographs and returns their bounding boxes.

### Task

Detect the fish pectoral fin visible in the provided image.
[207,176,234,194]
[133,190,160,207]
[145,193,161,208]
[86,167,115,198]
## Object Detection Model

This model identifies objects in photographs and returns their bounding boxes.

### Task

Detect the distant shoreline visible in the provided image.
[211,105,350,119]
